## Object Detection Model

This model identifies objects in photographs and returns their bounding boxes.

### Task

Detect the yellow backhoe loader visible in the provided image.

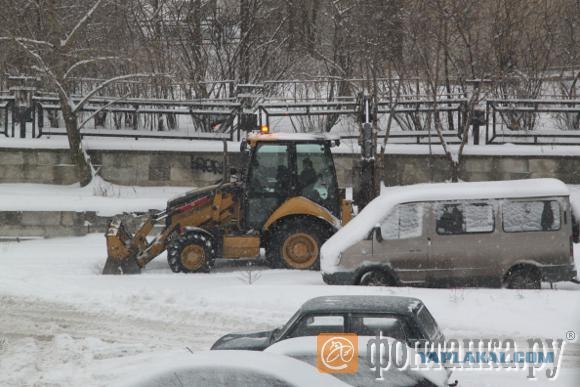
[102,131,353,274]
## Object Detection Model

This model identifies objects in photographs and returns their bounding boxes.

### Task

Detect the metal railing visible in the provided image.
[33,95,240,141]
[0,95,13,137]
[486,99,580,145]
[3,87,580,146]
[259,96,467,144]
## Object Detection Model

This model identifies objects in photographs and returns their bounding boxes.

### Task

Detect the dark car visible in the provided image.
[211,295,444,351]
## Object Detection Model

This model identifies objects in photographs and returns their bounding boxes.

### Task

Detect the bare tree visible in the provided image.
[0,0,161,186]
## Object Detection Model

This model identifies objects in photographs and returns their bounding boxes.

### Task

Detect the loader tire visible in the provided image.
[167,232,214,273]
[267,219,323,270]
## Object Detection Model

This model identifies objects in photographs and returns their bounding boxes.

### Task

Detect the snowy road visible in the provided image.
[0,234,579,386]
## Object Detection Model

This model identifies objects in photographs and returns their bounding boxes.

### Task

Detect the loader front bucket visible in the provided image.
[102,219,142,275]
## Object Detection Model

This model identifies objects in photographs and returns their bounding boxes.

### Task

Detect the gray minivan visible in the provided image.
[321,179,578,289]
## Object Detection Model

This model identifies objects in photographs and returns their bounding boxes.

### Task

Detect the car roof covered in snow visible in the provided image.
[299,295,423,315]
[112,350,351,387]
[387,178,569,202]
[247,132,339,143]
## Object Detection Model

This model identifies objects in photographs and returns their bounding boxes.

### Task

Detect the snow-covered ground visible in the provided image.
[0,180,579,386]
[0,234,579,386]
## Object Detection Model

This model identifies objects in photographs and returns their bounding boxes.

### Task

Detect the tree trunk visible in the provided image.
[60,97,93,186]
[450,159,460,182]
[239,0,251,83]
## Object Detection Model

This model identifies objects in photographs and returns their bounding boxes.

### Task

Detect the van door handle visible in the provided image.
[408,249,422,253]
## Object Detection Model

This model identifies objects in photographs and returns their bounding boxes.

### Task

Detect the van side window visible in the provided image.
[436,202,494,235]
[503,200,560,232]
[380,203,423,240]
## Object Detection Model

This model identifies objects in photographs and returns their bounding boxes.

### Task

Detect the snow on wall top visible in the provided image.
[321,178,569,273]
[247,132,339,142]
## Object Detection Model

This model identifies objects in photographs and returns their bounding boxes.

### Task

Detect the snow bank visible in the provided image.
[321,179,569,273]
[0,179,191,216]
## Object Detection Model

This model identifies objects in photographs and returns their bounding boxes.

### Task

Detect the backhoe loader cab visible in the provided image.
[103,132,352,275]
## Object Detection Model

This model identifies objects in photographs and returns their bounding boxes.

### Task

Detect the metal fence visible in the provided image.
[3,86,580,145]
[486,99,580,145]
[259,96,467,144]
[33,95,239,141]
[0,95,13,137]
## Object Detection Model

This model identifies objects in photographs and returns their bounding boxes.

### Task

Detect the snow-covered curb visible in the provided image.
[0,177,191,216]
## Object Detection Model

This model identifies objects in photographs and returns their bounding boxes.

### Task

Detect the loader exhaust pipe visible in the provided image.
[222,139,229,184]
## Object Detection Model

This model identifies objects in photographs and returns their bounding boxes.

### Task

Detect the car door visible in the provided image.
[372,202,431,284]
[429,200,499,285]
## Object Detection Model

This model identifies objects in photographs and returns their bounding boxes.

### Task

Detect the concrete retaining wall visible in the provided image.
[2,147,580,187]
[0,211,107,238]
[0,211,151,238]
[2,146,580,238]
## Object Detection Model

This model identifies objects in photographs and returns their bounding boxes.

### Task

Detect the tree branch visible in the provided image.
[61,0,105,48]
[64,56,125,79]
[78,92,131,129]
[72,73,169,114]
[13,39,68,99]
[0,36,54,48]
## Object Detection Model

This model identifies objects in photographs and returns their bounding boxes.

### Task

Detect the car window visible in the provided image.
[503,200,560,232]
[436,202,494,235]
[416,306,442,341]
[350,315,408,342]
[287,314,345,338]
[380,203,424,240]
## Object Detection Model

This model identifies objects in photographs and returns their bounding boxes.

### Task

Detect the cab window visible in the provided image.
[296,143,338,215]
[248,144,290,195]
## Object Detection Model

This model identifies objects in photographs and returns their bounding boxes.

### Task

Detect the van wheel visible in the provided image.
[504,267,541,289]
[359,270,396,287]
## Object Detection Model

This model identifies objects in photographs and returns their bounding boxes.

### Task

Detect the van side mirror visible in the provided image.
[374,226,383,242]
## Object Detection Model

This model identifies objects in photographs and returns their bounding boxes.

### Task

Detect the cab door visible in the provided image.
[244,143,292,229]
[295,143,340,217]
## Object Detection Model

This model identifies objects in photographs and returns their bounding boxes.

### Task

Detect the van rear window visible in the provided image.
[502,200,560,232]
[436,202,494,235]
